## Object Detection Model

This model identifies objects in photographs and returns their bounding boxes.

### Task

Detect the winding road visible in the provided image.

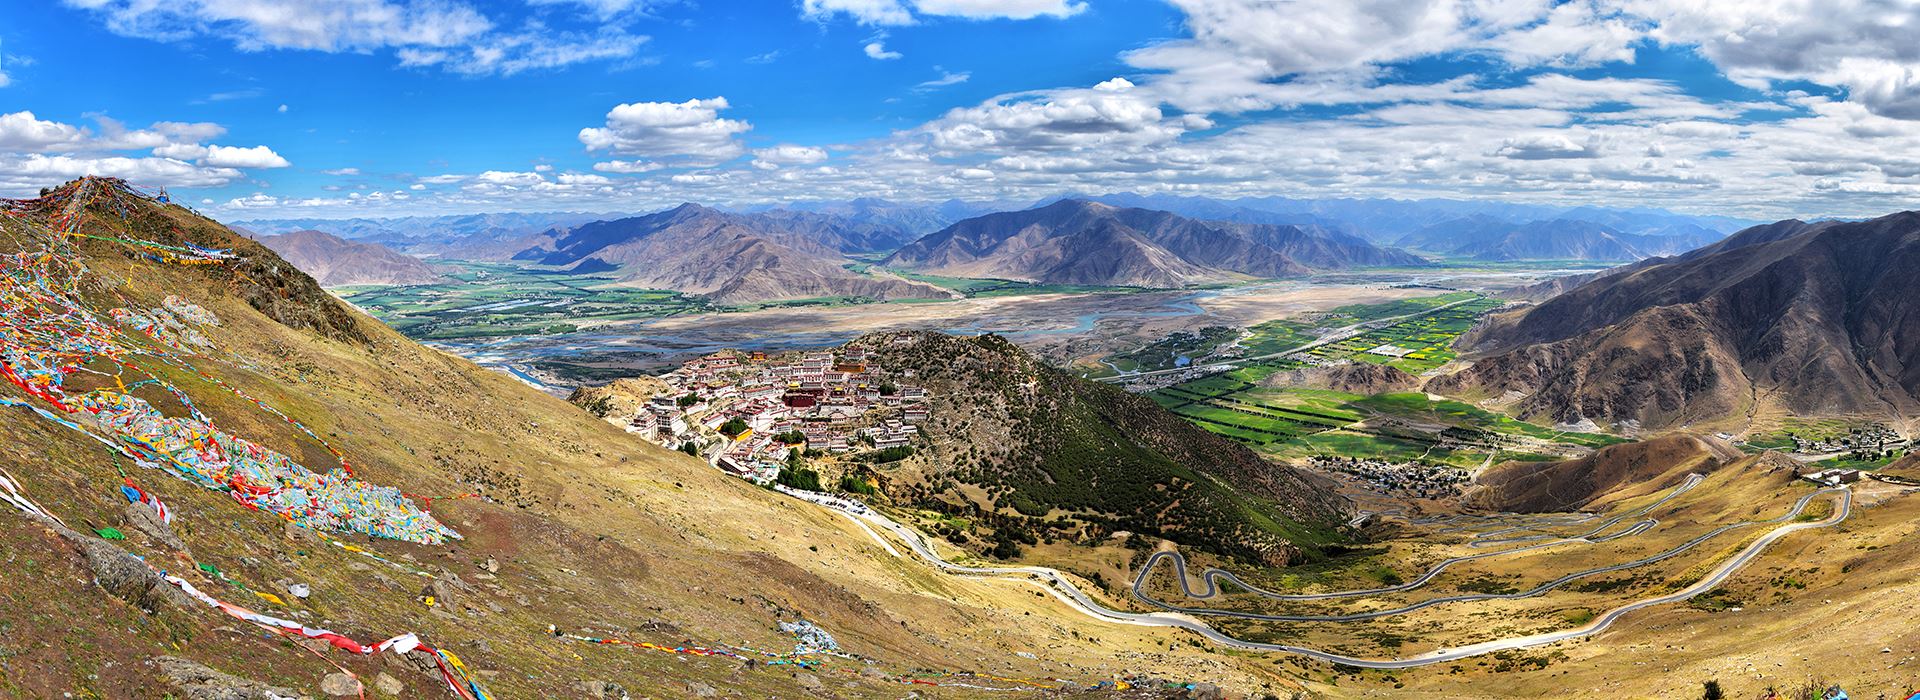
[1130,485,1842,623]
[1130,474,1703,605]
[800,477,1851,668]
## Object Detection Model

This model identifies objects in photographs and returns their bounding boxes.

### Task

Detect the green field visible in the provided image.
[1346,393,1625,449]
[1142,293,1621,465]
[337,260,715,340]
[1219,292,1501,376]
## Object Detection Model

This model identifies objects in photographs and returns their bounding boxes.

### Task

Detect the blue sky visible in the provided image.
[5,1,1920,220]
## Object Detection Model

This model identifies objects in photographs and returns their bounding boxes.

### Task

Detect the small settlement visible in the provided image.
[1309,455,1469,500]
[619,348,929,483]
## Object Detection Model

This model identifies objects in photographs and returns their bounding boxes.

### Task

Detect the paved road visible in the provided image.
[796,479,1848,668]
[1094,296,1485,383]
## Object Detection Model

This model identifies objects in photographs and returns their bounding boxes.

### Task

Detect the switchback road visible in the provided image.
[1130,484,1840,623]
[796,479,1849,668]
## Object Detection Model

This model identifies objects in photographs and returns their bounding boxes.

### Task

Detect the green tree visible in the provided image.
[777,465,822,491]
[720,418,748,437]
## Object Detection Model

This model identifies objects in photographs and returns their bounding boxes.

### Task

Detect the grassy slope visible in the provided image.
[0,192,1308,697]
[853,332,1351,568]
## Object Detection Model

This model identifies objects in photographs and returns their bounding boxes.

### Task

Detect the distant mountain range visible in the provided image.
[232,194,1755,299]
[883,199,1425,287]
[514,203,951,304]
[1065,192,1755,244]
[1434,212,1920,429]
[1396,216,1724,261]
[253,230,442,287]
[237,192,1751,259]
[237,211,610,253]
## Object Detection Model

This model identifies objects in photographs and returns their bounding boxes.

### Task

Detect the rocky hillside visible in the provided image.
[1258,361,1422,395]
[0,179,1277,698]
[567,376,673,426]
[523,203,951,303]
[1433,211,1920,430]
[849,332,1350,566]
[255,229,444,287]
[1464,435,1741,512]
[883,200,1423,287]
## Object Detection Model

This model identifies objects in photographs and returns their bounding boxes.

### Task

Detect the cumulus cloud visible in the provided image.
[200,145,291,168]
[61,0,645,76]
[592,159,665,173]
[0,110,289,195]
[921,77,1185,153]
[863,41,903,60]
[0,153,243,195]
[556,172,613,185]
[578,97,751,162]
[473,170,547,187]
[1494,134,1604,160]
[1622,0,1920,119]
[751,144,829,170]
[804,0,915,25]
[0,111,87,151]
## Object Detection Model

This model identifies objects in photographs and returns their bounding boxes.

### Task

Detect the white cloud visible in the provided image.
[152,143,208,160]
[0,153,243,195]
[528,0,655,19]
[474,170,547,187]
[803,0,915,25]
[201,145,291,168]
[0,111,87,151]
[1622,0,1920,120]
[911,0,1085,20]
[863,41,903,60]
[751,144,829,170]
[592,159,664,173]
[394,27,648,76]
[803,0,1084,24]
[321,167,361,176]
[63,0,493,52]
[556,172,613,185]
[915,69,971,91]
[1493,133,1604,160]
[579,97,751,162]
[277,104,289,113]
[0,110,290,195]
[921,77,1184,152]
[62,0,645,76]
[0,40,14,88]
